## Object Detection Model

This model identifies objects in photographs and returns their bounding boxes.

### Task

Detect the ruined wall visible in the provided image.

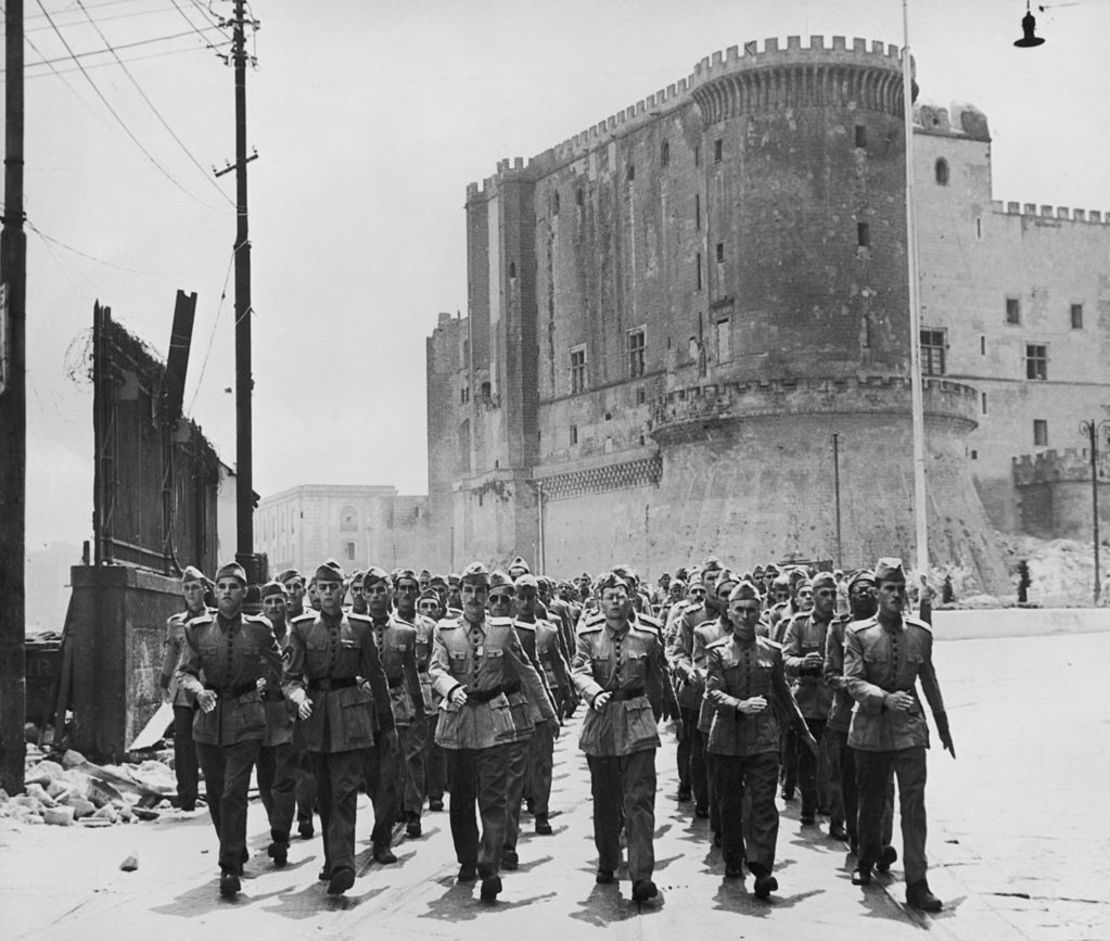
[1013,448,1110,540]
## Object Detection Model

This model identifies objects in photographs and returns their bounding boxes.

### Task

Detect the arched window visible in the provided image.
[935,158,949,186]
[340,506,358,532]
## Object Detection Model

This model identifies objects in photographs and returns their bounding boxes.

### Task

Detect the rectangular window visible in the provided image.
[980,335,986,356]
[1033,419,1049,448]
[576,189,584,207]
[1025,343,1047,380]
[627,163,635,181]
[1006,297,1021,324]
[714,139,723,163]
[696,253,703,291]
[345,541,356,561]
[660,140,670,167]
[1071,303,1084,329]
[716,242,725,264]
[570,346,587,393]
[854,124,867,148]
[976,216,983,240]
[636,387,646,405]
[920,328,945,376]
[570,424,578,445]
[981,392,987,415]
[627,328,646,378]
[694,145,700,168]
[857,222,870,248]
[971,449,978,460]
[716,317,732,363]
[695,193,701,230]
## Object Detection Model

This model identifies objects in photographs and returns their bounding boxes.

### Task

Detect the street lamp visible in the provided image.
[1014,2,1046,47]
[1079,419,1108,605]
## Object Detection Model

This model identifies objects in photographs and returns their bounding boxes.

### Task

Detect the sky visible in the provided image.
[6,0,1110,553]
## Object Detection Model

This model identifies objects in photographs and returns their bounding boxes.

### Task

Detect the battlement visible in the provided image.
[1012,448,1109,486]
[991,200,1110,225]
[915,102,989,141]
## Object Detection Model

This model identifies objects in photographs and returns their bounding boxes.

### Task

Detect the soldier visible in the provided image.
[256,580,298,867]
[446,574,463,615]
[348,570,367,615]
[277,567,316,840]
[392,569,434,837]
[175,561,283,897]
[359,567,424,863]
[160,565,210,812]
[845,558,955,911]
[428,562,556,903]
[782,571,838,828]
[282,560,397,897]
[571,572,681,904]
[417,587,448,812]
[705,580,818,899]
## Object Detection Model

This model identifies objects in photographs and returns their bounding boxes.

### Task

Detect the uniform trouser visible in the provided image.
[826,728,857,838]
[715,750,779,877]
[780,728,798,790]
[403,718,428,816]
[525,719,555,816]
[257,741,297,844]
[362,735,402,847]
[504,739,529,852]
[703,742,721,837]
[425,715,448,802]
[446,744,511,878]
[295,748,316,827]
[310,749,365,874]
[856,746,929,883]
[688,715,710,812]
[675,708,693,792]
[586,749,657,885]
[195,739,260,873]
[797,717,827,816]
[172,705,199,806]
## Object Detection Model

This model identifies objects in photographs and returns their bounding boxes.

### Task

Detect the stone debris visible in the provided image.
[42,806,75,827]
[119,854,139,872]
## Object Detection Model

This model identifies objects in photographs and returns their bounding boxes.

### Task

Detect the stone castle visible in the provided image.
[425,36,1110,591]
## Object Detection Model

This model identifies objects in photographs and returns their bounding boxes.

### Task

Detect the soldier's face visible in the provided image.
[795,586,814,611]
[396,579,419,613]
[215,578,245,617]
[715,583,736,612]
[316,579,344,615]
[876,579,907,618]
[687,585,706,605]
[850,580,877,617]
[283,578,305,609]
[814,586,837,617]
[516,585,538,617]
[418,599,439,618]
[600,586,630,620]
[262,594,287,623]
[461,581,489,623]
[487,589,514,618]
[364,581,391,618]
[728,599,762,639]
[181,580,206,611]
[350,581,364,601]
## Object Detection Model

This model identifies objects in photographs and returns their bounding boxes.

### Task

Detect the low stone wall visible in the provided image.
[933,607,1110,641]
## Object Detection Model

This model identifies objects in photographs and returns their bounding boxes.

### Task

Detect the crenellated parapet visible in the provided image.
[915,102,989,141]
[1012,448,1109,486]
[649,375,978,444]
[990,200,1110,225]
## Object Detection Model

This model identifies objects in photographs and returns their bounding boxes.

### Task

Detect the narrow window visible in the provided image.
[716,241,725,264]
[481,380,491,397]
[695,193,701,230]
[1025,344,1048,380]
[857,222,870,248]
[627,328,646,378]
[1033,419,1049,448]
[576,188,584,207]
[636,387,646,405]
[920,328,945,375]
[980,335,986,355]
[694,145,701,168]
[981,392,987,415]
[971,449,978,460]
[345,541,356,562]
[854,124,867,148]
[627,163,635,182]
[716,317,732,363]
[976,216,982,240]
[552,191,560,215]
[660,140,670,167]
[570,424,578,445]
[714,138,723,163]
[935,158,949,186]
[695,253,703,291]
[570,346,587,393]
[1006,297,1021,324]
[508,261,516,280]
[1071,303,1084,329]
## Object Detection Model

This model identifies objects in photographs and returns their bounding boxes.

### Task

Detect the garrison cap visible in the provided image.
[350,570,365,585]
[674,566,689,581]
[728,580,763,603]
[181,565,207,585]
[771,573,791,590]
[714,567,741,594]
[417,588,440,604]
[874,558,907,584]
[611,564,639,586]
[315,559,345,583]
[461,561,491,586]
[393,568,420,588]
[259,580,287,600]
[702,556,722,573]
[763,563,780,577]
[670,578,686,592]
[276,568,303,585]
[489,570,514,590]
[752,565,765,576]
[847,569,876,590]
[795,577,814,592]
[447,573,461,587]
[215,561,248,586]
[428,574,448,590]
[508,556,531,574]
[811,572,838,592]
[687,566,704,586]
[596,571,632,593]
[515,573,539,591]
[362,566,391,587]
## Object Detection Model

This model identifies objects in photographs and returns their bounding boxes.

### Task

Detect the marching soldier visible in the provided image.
[571,571,680,904]
[844,558,955,911]
[392,569,434,837]
[417,587,449,812]
[160,565,210,812]
[277,567,317,840]
[359,567,424,863]
[282,561,397,897]
[705,580,818,899]
[175,561,283,898]
[428,562,556,903]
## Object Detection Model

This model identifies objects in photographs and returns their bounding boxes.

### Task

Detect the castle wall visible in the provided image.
[1013,448,1110,541]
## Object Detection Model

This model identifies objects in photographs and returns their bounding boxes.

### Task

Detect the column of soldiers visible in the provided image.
[163,551,954,914]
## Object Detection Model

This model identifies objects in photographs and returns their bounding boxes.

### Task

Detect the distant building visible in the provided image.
[425,36,1110,590]
[255,484,433,576]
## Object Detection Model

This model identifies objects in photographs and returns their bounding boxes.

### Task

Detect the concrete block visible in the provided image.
[119,854,139,872]
[43,806,76,827]
[24,760,64,786]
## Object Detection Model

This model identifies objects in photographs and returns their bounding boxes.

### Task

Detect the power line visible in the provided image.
[5,27,227,71]
[22,36,232,78]
[185,246,236,417]
[31,0,226,210]
[74,0,234,206]
[171,0,231,42]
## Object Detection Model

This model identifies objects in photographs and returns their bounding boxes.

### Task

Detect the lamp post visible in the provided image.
[1079,419,1108,605]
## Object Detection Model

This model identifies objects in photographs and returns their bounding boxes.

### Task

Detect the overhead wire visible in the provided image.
[7,27,229,71]
[22,37,233,78]
[185,245,235,417]
[74,0,234,206]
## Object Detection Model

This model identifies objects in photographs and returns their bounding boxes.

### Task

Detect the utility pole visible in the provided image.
[215,0,259,583]
[831,432,843,570]
[0,0,27,794]
[1080,419,1107,605]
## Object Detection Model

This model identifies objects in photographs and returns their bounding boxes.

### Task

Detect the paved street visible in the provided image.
[3,630,1109,941]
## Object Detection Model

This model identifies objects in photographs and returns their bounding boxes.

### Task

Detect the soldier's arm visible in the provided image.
[653,635,681,719]
[844,627,888,714]
[428,626,462,701]
[781,616,806,677]
[173,624,205,697]
[259,622,284,693]
[160,619,181,688]
[691,627,710,681]
[667,617,694,681]
[281,624,309,706]
[360,629,395,732]
[549,631,573,695]
[404,634,425,720]
[570,630,604,703]
[823,621,848,689]
[915,632,946,718]
[704,645,741,711]
[507,628,557,720]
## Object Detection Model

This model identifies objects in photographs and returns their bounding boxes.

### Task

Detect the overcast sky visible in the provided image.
[6,0,1109,552]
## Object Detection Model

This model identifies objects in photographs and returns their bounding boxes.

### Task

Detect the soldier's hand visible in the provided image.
[161,687,173,704]
[449,686,468,706]
[197,690,217,713]
[941,731,956,759]
[803,652,823,668]
[592,691,612,710]
[803,732,820,758]
[382,728,400,754]
[297,697,313,720]
[885,691,915,712]
[673,717,685,739]
[737,695,767,715]
[547,716,560,739]
[256,677,267,690]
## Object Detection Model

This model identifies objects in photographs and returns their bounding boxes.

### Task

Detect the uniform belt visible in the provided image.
[466,681,521,704]
[417,665,429,674]
[204,681,256,699]
[607,687,646,701]
[262,688,286,702]
[388,675,406,689]
[308,677,358,692]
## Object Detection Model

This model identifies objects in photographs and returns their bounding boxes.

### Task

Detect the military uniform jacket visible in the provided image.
[705,634,796,757]
[176,611,283,747]
[533,617,573,697]
[844,615,946,752]
[692,617,730,732]
[512,618,560,723]
[823,614,855,734]
[397,610,437,712]
[782,611,834,719]
[282,611,395,754]
[667,604,710,710]
[262,624,295,747]
[571,615,677,757]
[161,607,210,707]
[429,615,555,750]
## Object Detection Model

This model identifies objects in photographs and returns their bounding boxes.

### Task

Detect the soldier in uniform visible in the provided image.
[348,570,367,615]
[705,580,818,899]
[175,561,283,897]
[782,571,838,828]
[417,587,449,812]
[359,567,424,863]
[160,565,210,812]
[277,567,316,840]
[571,572,681,904]
[392,569,434,837]
[428,562,556,903]
[256,580,299,867]
[282,561,397,896]
[844,558,955,912]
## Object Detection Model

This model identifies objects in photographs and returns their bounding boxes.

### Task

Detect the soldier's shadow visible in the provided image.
[514,854,554,873]
[150,880,290,918]
[854,886,927,924]
[568,881,639,928]
[712,880,825,915]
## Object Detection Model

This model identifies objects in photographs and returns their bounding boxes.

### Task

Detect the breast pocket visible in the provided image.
[229,689,266,737]
[448,651,469,679]
[623,650,648,683]
[339,685,374,743]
